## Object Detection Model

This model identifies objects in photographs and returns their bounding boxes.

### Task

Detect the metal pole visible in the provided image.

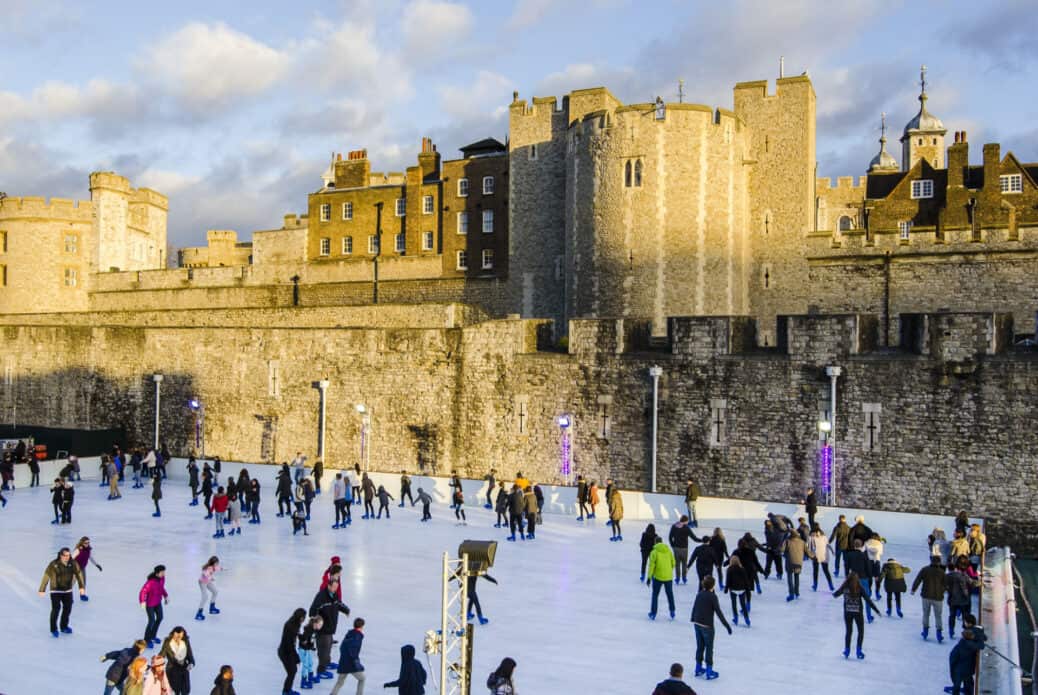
[826,366,842,506]
[153,374,163,450]
[365,413,371,470]
[317,380,329,462]
[440,552,449,693]
[649,365,662,493]
[201,404,206,459]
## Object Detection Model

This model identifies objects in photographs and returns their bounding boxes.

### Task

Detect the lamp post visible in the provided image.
[825,366,842,506]
[152,374,163,450]
[555,414,572,483]
[356,403,371,469]
[316,380,330,464]
[648,365,663,493]
[189,397,205,458]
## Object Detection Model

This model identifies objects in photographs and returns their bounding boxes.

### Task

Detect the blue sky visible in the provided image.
[2,0,1036,249]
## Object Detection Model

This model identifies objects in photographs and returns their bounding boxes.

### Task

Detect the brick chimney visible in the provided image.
[947,131,968,188]
[982,143,1001,191]
[335,149,370,188]
[417,137,441,179]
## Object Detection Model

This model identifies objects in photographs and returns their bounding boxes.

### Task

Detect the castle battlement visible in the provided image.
[0,196,94,218]
[816,176,867,190]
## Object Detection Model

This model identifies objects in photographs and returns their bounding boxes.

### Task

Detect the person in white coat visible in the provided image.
[863,534,885,598]
[808,524,835,592]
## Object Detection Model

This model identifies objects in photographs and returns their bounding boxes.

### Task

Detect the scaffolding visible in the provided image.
[425,552,472,695]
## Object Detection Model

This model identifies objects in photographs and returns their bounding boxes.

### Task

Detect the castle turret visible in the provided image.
[868,113,898,172]
[900,65,946,171]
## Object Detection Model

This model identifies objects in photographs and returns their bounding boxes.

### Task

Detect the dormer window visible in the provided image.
[1000,174,1023,194]
[910,179,933,199]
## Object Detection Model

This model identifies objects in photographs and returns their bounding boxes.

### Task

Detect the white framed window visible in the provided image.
[64,267,78,287]
[482,176,494,195]
[457,212,468,235]
[529,144,537,160]
[481,248,494,269]
[456,250,468,270]
[482,209,494,234]
[457,178,469,197]
[319,237,331,256]
[342,236,353,255]
[64,234,78,253]
[395,232,405,253]
[898,221,913,240]
[342,202,353,220]
[395,198,406,217]
[368,235,380,254]
[422,231,434,251]
[1000,174,1023,194]
[320,203,331,221]
[910,179,933,199]
[423,195,434,214]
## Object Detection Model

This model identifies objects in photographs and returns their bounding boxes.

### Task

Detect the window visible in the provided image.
[482,176,494,195]
[482,249,494,269]
[395,232,405,253]
[395,198,406,217]
[342,236,353,255]
[268,360,280,398]
[457,211,468,235]
[319,238,331,256]
[422,231,434,251]
[838,216,853,232]
[482,209,494,234]
[514,395,529,435]
[634,160,642,187]
[64,268,77,287]
[910,179,933,199]
[898,221,913,240]
[0,264,6,287]
[529,144,537,160]
[862,403,882,453]
[368,235,380,254]
[1000,174,1023,194]
[342,202,353,220]
[320,203,331,221]
[1,230,7,253]
[655,98,665,120]
[423,195,434,214]
[625,161,632,188]
[709,398,727,447]
[458,178,469,197]
[456,250,468,270]
[64,234,78,253]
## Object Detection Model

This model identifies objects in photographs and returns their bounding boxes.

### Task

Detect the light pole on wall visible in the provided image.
[356,403,371,470]
[316,380,330,465]
[152,374,163,450]
[825,365,842,506]
[189,397,205,458]
[648,365,663,493]
[555,414,572,484]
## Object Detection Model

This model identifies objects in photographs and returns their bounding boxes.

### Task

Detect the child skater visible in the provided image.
[453,487,466,525]
[195,556,223,621]
[292,502,309,536]
[72,537,102,601]
[880,557,911,618]
[494,482,508,528]
[417,487,432,522]
[376,485,394,519]
[50,478,64,524]
[201,465,214,518]
[61,480,75,524]
[210,487,229,539]
[187,458,200,506]
[297,614,323,690]
[226,492,243,536]
[247,478,261,524]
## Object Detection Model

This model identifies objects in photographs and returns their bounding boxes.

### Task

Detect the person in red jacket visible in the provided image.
[321,557,343,601]
[210,487,229,539]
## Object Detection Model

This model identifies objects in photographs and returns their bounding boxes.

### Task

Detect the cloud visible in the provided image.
[949,0,1038,73]
[137,22,290,115]
[439,70,514,122]
[401,1,473,61]
[0,79,147,140]
[279,98,383,137]
[535,63,637,100]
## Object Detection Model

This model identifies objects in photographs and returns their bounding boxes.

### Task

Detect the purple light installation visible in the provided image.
[818,445,832,495]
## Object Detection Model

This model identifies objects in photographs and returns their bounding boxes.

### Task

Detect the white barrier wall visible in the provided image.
[978,547,1023,695]
[13,458,968,546]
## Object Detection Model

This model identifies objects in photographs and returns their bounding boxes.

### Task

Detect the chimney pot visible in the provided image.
[962,131,967,143]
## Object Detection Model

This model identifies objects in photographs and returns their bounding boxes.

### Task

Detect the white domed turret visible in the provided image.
[868,113,898,172]
[900,65,947,171]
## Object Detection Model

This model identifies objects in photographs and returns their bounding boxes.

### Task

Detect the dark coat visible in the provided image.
[691,544,716,577]
[911,563,947,601]
[945,570,972,607]
[668,523,698,550]
[494,488,508,513]
[690,590,731,632]
[384,644,426,695]
[103,646,141,684]
[641,528,658,554]
[950,628,986,680]
[805,491,818,514]
[708,536,729,564]
[151,475,162,500]
[51,484,65,505]
[336,628,364,674]
[842,549,870,578]
[278,618,301,662]
[724,565,752,593]
[508,489,524,515]
[210,674,236,695]
[849,522,874,546]
[653,678,697,695]
[734,545,764,580]
[309,589,350,635]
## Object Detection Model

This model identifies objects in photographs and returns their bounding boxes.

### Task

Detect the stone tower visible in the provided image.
[900,65,946,171]
[868,113,899,172]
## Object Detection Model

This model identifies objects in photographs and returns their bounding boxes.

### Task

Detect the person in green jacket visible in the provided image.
[646,538,677,621]
[38,547,86,637]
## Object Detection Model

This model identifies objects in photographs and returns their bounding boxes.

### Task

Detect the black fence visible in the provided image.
[0,425,126,459]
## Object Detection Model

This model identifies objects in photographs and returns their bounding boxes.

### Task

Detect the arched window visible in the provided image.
[634,160,642,187]
[838,215,853,232]
[624,161,632,188]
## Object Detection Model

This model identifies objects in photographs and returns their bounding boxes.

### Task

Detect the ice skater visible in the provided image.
[298,476,316,520]
[106,457,121,500]
[321,558,344,600]
[210,487,229,538]
[279,608,306,694]
[151,472,163,517]
[49,478,64,523]
[587,479,599,519]
[808,523,835,591]
[196,555,223,621]
[139,565,169,647]
[201,465,214,517]
[293,502,310,536]
[329,617,366,695]
[523,485,538,538]
[946,615,986,695]
[646,535,676,620]
[226,476,238,518]
[361,473,375,519]
[724,556,752,627]
[494,482,508,527]
[236,469,250,513]
[453,487,466,525]
[61,479,75,524]
[227,491,243,535]
[449,471,462,509]
[691,576,732,680]
[911,555,947,641]
[945,556,974,638]
[575,475,590,521]
[351,464,361,502]
[247,478,261,524]
[333,473,349,528]
[313,458,323,495]
[376,484,394,519]
[483,469,496,509]
[652,663,696,695]
[487,658,518,695]
[734,533,765,596]
[142,654,173,693]
[668,516,698,584]
[159,626,195,695]
[399,471,414,507]
[298,614,323,690]
[38,547,86,637]
[211,664,235,695]
[383,644,427,695]
[691,537,715,587]
[833,570,881,658]
[100,639,146,695]
[417,487,432,522]
[784,529,806,601]
[187,457,200,504]
[72,536,102,601]
[466,574,495,625]
[607,486,623,541]
[639,524,657,581]
[276,464,293,517]
[506,484,524,541]
[309,578,351,677]
[880,557,911,617]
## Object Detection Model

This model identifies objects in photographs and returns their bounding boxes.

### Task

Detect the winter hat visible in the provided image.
[330,556,341,565]
[855,515,864,523]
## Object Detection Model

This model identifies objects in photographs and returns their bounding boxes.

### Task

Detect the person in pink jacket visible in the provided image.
[141,653,173,694]
[139,565,169,647]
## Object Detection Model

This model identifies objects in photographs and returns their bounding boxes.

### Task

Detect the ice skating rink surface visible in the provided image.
[0,471,950,694]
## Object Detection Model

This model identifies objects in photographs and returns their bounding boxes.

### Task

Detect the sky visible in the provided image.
[1,0,1036,249]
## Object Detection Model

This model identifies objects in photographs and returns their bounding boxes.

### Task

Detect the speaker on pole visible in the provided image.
[458,540,497,575]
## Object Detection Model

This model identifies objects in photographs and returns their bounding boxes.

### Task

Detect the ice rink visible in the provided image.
[0,465,953,694]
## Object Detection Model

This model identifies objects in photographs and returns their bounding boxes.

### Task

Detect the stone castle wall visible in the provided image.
[2,307,1035,550]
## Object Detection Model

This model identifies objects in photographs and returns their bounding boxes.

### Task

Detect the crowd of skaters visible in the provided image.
[15,443,991,694]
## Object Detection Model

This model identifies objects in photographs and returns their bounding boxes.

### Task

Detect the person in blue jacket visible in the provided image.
[100,639,147,695]
[944,614,986,695]
[330,617,365,695]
